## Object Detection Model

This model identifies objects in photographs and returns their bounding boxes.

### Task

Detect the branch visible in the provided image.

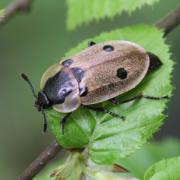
[156,6,180,36]
[18,140,61,180]
[0,0,33,23]
[17,6,180,180]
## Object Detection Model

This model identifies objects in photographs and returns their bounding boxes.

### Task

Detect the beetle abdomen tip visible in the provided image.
[147,52,162,71]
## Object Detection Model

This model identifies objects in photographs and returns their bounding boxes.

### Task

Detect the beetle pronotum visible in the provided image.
[22,40,168,133]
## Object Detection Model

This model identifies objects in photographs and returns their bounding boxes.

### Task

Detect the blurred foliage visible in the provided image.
[48,25,173,165]
[119,138,180,179]
[0,9,5,17]
[0,0,179,179]
[35,138,180,180]
[144,156,180,180]
[66,0,160,30]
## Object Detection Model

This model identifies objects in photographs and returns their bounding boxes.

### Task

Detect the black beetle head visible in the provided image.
[35,91,51,111]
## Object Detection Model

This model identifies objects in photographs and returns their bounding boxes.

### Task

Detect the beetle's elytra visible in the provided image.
[22,40,168,133]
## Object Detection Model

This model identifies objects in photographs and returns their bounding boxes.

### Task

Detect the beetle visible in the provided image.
[22,40,168,134]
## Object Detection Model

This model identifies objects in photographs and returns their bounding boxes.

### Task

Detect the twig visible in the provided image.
[17,6,180,180]
[0,0,33,23]
[18,140,61,180]
[156,6,180,35]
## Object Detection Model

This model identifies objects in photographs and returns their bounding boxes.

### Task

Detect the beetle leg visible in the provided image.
[84,105,125,120]
[109,98,120,105]
[61,113,72,134]
[119,93,169,104]
[88,41,96,47]
[79,85,88,97]
[141,94,169,100]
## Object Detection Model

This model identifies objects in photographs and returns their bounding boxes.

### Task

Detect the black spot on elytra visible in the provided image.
[79,86,88,97]
[62,59,73,67]
[117,68,128,79]
[103,45,114,52]
[88,41,96,47]
[71,67,85,83]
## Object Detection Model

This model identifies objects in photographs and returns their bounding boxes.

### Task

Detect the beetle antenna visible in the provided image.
[21,73,48,132]
[41,109,47,133]
[21,73,38,99]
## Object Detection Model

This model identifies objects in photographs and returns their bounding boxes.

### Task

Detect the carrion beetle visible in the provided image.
[22,40,168,134]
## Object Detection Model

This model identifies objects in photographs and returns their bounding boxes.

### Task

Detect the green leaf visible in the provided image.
[118,138,180,179]
[47,25,174,165]
[144,156,180,180]
[34,158,62,180]
[66,0,160,30]
[50,152,85,180]
[34,152,85,180]
[85,168,138,180]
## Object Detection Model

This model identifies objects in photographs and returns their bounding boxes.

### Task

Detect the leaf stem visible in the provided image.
[18,140,61,180]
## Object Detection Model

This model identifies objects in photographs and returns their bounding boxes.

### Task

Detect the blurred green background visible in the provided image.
[0,0,179,179]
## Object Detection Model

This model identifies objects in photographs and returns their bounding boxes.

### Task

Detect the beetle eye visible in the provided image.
[117,68,128,79]
[103,45,114,52]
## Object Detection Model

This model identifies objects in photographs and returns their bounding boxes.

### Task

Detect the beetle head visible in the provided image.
[21,66,81,132]
[35,91,50,111]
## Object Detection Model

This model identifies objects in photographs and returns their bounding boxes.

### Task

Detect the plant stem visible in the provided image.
[156,6,180,35]
[18,140,61,180]
[0,0,33,23]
